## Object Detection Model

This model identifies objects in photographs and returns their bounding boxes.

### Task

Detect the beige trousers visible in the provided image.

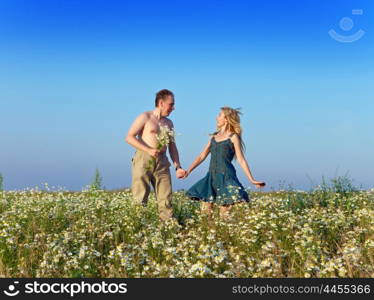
[131,150,173,221]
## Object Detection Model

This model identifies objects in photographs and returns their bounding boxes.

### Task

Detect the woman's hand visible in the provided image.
[181,170,190,179]
[252,180,266,188]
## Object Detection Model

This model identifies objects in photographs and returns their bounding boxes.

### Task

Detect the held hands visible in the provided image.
[176,168,187,179]
[182,170,190,179]
[176,168,191,179]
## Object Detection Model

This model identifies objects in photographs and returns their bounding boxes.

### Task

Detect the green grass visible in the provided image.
[0,180,374,278]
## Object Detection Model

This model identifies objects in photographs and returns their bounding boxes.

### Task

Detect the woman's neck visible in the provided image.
[217,127,230,136]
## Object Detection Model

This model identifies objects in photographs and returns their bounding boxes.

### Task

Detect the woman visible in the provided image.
[184,107,265,218]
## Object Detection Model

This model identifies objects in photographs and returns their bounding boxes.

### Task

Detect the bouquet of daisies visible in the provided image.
[146,125,176,171]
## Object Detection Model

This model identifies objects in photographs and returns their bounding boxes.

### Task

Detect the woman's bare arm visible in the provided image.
[186,139,212,176]
[231,134,265,187]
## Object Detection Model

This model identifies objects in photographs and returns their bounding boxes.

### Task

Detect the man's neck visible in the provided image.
[152,108,163,120]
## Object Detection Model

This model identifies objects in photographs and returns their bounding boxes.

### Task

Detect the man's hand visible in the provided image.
[176,168,187,179]
[179,170,190,179]
[147,148,160,158]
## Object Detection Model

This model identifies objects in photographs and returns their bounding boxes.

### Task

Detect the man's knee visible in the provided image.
[158,203,173,221]
[131,179,151,205]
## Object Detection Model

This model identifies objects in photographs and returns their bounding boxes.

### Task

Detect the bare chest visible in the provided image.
[144,118,170,135]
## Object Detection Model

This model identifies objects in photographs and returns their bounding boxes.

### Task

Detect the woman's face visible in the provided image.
[216,110,227,128]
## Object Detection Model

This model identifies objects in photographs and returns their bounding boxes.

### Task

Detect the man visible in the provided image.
[125,89,186,221]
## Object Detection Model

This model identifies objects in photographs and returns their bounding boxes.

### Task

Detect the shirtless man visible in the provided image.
[125,89,186,221]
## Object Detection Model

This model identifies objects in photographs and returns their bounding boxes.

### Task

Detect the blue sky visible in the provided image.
[1,0,373,191]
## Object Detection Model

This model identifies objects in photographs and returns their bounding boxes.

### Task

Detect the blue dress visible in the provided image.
[186,135,250,205]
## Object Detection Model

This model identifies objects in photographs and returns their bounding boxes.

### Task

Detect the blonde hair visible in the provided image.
[220,107,246,154]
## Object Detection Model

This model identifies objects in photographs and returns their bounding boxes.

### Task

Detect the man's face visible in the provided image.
[159,96,175,117]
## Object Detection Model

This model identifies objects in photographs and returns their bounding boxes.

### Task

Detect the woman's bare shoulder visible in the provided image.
[230,133,240,140]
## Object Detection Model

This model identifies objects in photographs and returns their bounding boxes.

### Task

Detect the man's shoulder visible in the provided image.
[163,117,173,125]
[137,111,152,120]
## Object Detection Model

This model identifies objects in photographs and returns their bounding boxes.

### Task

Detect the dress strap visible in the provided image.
[210,132,218,140]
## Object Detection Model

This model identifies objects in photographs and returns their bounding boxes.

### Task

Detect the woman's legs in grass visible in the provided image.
[201,202,232,219]
[219,205,231,219]
[201,202,213,217]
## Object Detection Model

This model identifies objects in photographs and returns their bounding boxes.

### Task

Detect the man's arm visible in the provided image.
[125,113,159,157]
[168,141,182,169]
[167,120,186,178]
[169,141,186,178]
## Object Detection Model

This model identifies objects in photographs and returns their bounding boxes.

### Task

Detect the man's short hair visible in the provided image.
[155,89,174,107]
